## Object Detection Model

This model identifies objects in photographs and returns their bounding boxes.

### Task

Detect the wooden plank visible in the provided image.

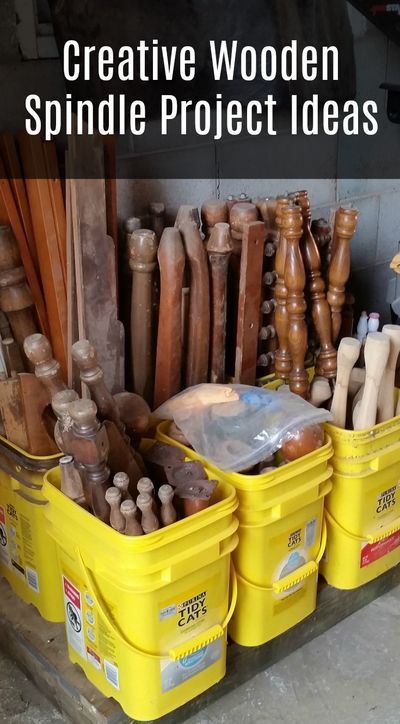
[17,132,67,380]
[42,140,67,288]
[234,221,266,385]
[103,136,119,275]
[0,158,50,337]
[65,170,80,392]
[0,132,40,275]
[0,377,29,451]
[69,130,124,394]
[1,570,400,724]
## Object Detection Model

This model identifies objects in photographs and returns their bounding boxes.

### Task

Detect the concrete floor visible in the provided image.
[1,585,399,724]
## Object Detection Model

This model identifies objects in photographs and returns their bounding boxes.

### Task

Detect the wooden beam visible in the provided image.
[43,141,67,288]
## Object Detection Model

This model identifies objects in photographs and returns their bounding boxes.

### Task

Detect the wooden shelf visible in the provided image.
[0,569,399,723]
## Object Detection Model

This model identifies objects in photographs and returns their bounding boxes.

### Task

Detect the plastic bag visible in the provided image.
[154,384,331,472]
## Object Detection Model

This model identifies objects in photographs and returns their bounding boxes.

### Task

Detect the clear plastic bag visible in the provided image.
[154,384,332,472]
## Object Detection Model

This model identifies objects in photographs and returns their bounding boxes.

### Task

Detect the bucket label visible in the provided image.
[25,565,39,593]
[86,646,101,671]
[360,529,400,568]
[63,576,86,660]
[160,638,222,692]
[375,486,397,516]
[104,659,120,690]
[0,505,11,568]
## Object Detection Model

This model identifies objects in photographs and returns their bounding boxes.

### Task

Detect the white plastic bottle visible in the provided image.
[356,311,368,341]
[368,312,380,333]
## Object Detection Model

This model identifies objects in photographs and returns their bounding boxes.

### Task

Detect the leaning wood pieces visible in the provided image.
[353,332,390,430]
[282,205,309,399]
[180,222,210,386]
[295,190,337,379]
[273,196,291,381]
[128,229,158,402]
[42,140,67,288]
[154,228,185,408]
[0,225,38,359]
[378,325,400,422]
[17,132,67,378]
[330,337,361,428]
[328,207,358,344]
[207,222,233,383]
[234,220,266,385]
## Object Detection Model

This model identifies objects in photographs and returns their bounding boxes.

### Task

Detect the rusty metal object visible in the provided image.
[128,229,158,402]
[207,222,233,383]
[154,228,185,408]
[234,220,266,384]
[24,333,66,397]
[179,222,210,386]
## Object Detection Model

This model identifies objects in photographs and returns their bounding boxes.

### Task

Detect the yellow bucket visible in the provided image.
[0,436,63,622]
[156,421,333,646]
[320,508,400,589]
[43,464,238,722]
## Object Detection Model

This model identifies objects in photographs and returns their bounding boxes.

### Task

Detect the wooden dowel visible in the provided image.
[207,222,233,383]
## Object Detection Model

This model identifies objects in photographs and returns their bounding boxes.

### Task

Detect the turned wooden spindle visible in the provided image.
[137,492,159,534]
[309,377,332,408]
[328,208,358,344]
[274,197,291,380]
[179,222,210,386]
[68,399,110,521]
[120,499,143,535]
[154,228,185,408]
[59,455,85,503]
[137,476,158,514]
[158,484,177,526]
[329,338,361,428]
[378,325,400,422]
[207,222,233,383]
[52,388,79,452]
[353,333,390,430]
[2,336,24,374]
[24,333,66,396]
[295,191,337,378]
[282,205,309,398]
[201,199,229,241]
[174,205,200,229]
[0,225,37,356]
[128,229,158,402]
[149,202,165,241]
[105,487,126,532]
[113,471,132,501]
[71,339,123,431]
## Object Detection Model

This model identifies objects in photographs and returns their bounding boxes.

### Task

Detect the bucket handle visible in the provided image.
[235,518,326,593]
[238,478,331,527]
[369,443,400,472]
[325,508,400,544]
[74,546,237,661]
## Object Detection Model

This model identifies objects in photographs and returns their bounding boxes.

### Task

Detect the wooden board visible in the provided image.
[0,377,29,451]
[17,132,67,379]
[234,221,266,385]
[1,569,400,724]
[43,141,67,288]
[68,131,124,394]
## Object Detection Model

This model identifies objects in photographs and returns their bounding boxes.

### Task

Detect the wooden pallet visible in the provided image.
[0,570,400,724]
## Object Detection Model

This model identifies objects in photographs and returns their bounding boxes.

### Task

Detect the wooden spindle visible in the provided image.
[120,499,143,535]
[179,222,210,386]
[59,455,85,503]
[295,191,337,379]
[273,197,291,380]
[128,229,158,402]
[282,205,309,398]
[149,202,165,241]
[158,484,177,526]
[71,339,123,431]
[105,487,126,532]
[154,228,185,407]
[0,225,37,356]
[24,333,66,396]
[113,471,132,501]
[137,492,159,534]
[328,207,358,344]
[201,199,228,241]
[353,333,390,430]
[52,388,79,453]
[207,222,233,383]
[329,338,361,428]
[378,325,400,422]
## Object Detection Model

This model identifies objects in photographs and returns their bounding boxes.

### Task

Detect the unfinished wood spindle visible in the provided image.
[0,225,38,357]
[154,228,185,408]
[128,229,158,402]
[59,455,85,503]
[330,337,361,428]
[378,325,400,422]
[24,333,66,396]
[71,339,123,432]
[273,197,291,380]
[282,205,309,399]
[149,202,165,241]
[52,388,79,453]
[295,190,337,379]
[137,492,159,534]
[120,499,143,535]
[201,199,229,241]
[207,222,233,383]
[158,484,177,526]
[353,333,390,430]
[180,222,210,386]
[328,207,358,344]
[105,487,126,532]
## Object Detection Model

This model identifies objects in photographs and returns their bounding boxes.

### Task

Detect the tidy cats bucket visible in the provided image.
[43,460,238,722]
[0,436,63,622]
[156,420,333,647]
